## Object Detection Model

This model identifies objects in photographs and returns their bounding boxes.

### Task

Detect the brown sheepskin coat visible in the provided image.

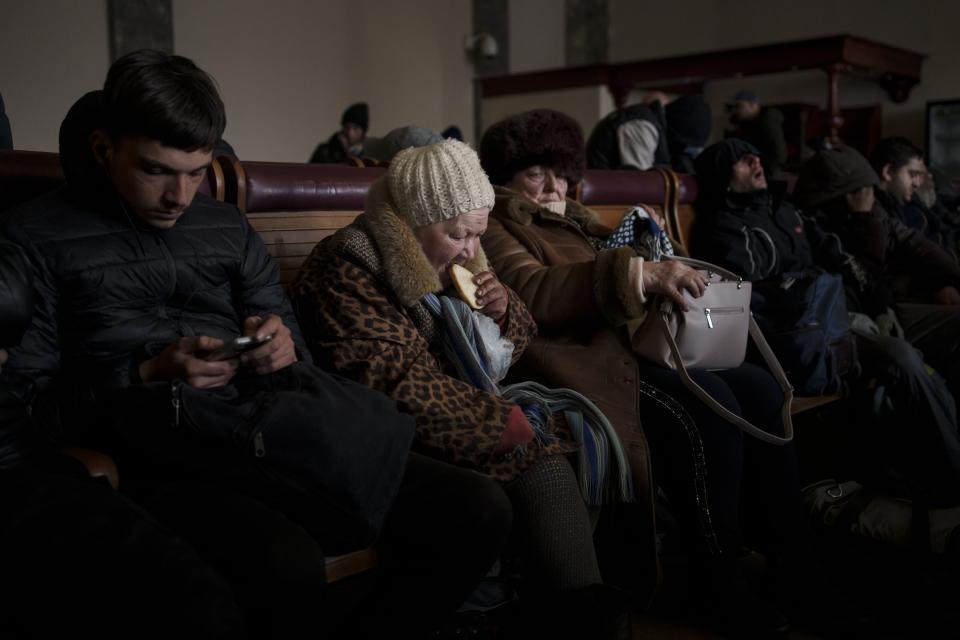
[482,187,665,596]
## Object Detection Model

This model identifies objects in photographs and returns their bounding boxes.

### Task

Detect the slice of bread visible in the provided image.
[449,264,482,310]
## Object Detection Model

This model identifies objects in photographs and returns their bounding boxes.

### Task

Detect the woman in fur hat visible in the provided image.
[290,140,634,639]
[479,109,869,637]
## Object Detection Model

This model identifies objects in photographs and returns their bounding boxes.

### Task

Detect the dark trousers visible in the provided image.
[897,303,960,399]
[0,456,246,640]
[856,331,960,483]
[128,452,511,640]
[635,362,803,557]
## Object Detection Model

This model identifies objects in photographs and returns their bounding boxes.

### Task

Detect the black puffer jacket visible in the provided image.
[0,242,38,469]
[1,91,309,413]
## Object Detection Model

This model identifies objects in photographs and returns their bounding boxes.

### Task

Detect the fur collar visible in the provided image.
[362,177,489,307]
[492,186,611,236]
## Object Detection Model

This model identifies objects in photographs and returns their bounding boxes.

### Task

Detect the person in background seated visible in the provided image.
[479,108,870,638]
[586,94,670,170]
[724,89,787,175]
[872,137,960,262]
[1,50,510,640]
[290,140,633,640]
[309,102,368,164]
[870,137,925,228]
[442,125,464,141]
[902,164,960,261]
[0,241,247,639]
[664,94,712,175]
[360,125,442,163]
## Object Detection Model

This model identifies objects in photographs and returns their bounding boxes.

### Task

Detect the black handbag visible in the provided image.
[106,362,415,550]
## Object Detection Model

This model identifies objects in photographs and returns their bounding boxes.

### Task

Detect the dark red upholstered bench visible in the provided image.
[0,150,225,212]
[218,157,384,286]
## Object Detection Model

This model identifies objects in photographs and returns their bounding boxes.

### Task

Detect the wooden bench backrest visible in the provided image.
[218,157,384,285]
[576,168,699,251]
[3,151,834,415]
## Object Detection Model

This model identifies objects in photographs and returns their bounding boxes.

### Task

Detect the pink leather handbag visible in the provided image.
[631,256,794,445]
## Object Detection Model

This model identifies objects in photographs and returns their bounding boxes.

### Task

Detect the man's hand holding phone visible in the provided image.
[203,335,274,361]
[139,336,239,388]
[241,314,297,374]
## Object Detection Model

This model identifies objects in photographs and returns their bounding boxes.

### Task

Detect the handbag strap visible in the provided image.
[659,311,795,446]
[664,255,744,283]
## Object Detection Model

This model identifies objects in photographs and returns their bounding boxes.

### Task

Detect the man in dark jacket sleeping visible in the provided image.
[1,49,509,639]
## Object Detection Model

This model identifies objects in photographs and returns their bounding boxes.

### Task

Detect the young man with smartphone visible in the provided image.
[1,49,510,638]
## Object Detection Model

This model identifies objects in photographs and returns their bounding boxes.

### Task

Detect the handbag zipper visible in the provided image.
[253,432,266,458]
[170,379,181,427]
[704,306,744,329]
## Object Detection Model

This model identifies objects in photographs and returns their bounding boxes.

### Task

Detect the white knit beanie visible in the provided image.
[387,139,495,228]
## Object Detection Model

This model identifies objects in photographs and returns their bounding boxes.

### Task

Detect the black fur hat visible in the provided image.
[480,109,585,186]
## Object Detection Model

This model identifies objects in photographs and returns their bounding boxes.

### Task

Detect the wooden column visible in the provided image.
[107,0,172,61]
[825,64,846,144]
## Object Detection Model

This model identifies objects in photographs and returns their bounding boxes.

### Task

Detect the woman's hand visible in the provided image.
[473,272,508,321]
[642,261,708,311]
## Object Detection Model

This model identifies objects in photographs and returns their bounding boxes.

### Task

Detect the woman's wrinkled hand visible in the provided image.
[474,271,508,321]
[642,261,708,311]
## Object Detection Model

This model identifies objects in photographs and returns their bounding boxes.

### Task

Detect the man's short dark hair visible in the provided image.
[103,49,226,151]
[869,136,922,176]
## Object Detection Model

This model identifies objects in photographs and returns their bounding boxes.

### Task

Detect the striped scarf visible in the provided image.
[423,293,634,506]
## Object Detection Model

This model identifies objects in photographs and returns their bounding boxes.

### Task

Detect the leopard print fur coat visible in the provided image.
[290,177,575,481]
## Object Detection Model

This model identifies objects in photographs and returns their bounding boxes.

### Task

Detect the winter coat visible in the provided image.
[586,103,670,170]
[696,189,814,281]
[0,90,309,415]
[309,131,348,164]
[289,177,575,482]
[482,187,662,591]
[901,195,960,262]
[846,190,960,305]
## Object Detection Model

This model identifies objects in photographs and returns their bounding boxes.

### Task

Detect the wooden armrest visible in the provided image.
[325,548,378,583]
[790,393,842,415]
[60,447,119,490]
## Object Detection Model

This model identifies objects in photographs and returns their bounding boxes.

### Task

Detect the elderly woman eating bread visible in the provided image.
[290,140,641,638]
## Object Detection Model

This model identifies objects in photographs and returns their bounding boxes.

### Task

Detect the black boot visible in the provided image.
[768,548,877,639]
[504,584,633,640]
[692,553,790,638]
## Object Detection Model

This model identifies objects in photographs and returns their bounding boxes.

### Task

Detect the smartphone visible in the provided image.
[204,335,273,361]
